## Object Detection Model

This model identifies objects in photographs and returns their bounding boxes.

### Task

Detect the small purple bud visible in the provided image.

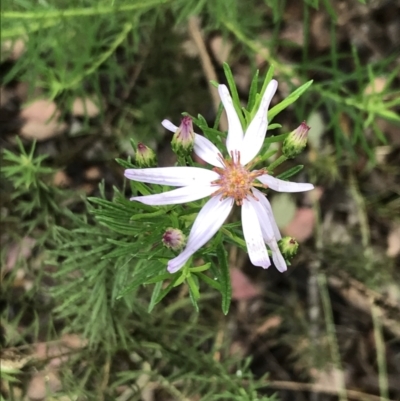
[171,116,195,156]
[282,121,310,158]
[162,228,186,251]
[135,143,157,167]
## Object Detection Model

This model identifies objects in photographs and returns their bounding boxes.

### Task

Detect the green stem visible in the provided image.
[2,0,172,19]
[267,155,287,171]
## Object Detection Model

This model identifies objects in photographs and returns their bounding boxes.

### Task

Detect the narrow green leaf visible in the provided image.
[187,275,200,312]
[277,165,304,180]
[148,281,163,313]
[222,62,245,128]
[186,275,200,300]
[265,132,289,143]
[216,242,231,315]
[247,69,259,111]
[196,272,221,291]
[268,80,313,120]
[189,263,211,273]
[130,209,165,221]
[115,157,135,168]
[213,102,224,130]
[251,65,275,118]
[152,274,181,307]
[267,123,282,130]
[144,273,173,284]
[117,261,165,298]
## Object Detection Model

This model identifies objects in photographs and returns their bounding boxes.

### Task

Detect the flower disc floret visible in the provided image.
[211,151,265,205]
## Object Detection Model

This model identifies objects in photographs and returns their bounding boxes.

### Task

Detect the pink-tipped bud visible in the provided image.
[171,116,195,156]
[135,143,157,167]
[282,121,310,158]
[162,228,186,251]
[278,237,299,260]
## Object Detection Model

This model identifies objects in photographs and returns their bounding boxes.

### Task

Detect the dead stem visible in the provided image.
[187,16,228,132]
[267,380,395,401]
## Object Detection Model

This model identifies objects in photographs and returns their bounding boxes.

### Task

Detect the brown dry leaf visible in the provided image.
[209,35,233,65]
[387,224,400,257]
[310,13,331,51]
[78,183,96,195]
[282,207,314,242]
[34,342,69,368]
[53,171,71,188]
[0,87,14,108]
[0,350,32,371]
[5,236,36,273]
[1,39,26,60]
[364,77,387,95]
[20,99,67,141]
[229,340,248,358]
[280,21,304,46]
[84,166,102,180]
[61,333,88,349]
[27,370,62,400]
[72,97,100,118]
[310,366,348,391]
[231,268,261,300]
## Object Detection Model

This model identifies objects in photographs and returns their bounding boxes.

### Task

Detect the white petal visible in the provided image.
[194,134,224,168]
[161,119,178,132]
[241,200,271,269]
[218,85,243,155]
[125,167,218,187]
[251,188,282,241]
[168,196,234,273]
[131,185,215,205]
[247,196,276,245]
[258,174,314,193]
[267,238,287,273]
[248,196,287,273]
[241,79,278,165]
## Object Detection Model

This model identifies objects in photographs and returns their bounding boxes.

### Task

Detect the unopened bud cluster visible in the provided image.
[282,121,310,158]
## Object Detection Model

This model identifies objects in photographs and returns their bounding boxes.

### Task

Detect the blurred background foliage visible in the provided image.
[1,0,400,400]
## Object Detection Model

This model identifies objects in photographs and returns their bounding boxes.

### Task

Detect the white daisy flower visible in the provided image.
[125,80,314,273]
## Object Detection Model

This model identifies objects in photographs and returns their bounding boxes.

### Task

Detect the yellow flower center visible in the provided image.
[211,151,266,205]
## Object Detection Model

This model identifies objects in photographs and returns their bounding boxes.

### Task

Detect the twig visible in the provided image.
[99,355,111,401]
[318,273,348,401]
[327,273,400,339]
[267,380,396,401]
[187,16,228,132]
[309,187,323,401]
[371,302,389,401]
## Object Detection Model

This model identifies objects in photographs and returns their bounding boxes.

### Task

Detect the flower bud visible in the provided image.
[135,143,157,167]
[171,116,195,156]
[162,228,186,251]
[282,121,310,158]
[278,236,299,260]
